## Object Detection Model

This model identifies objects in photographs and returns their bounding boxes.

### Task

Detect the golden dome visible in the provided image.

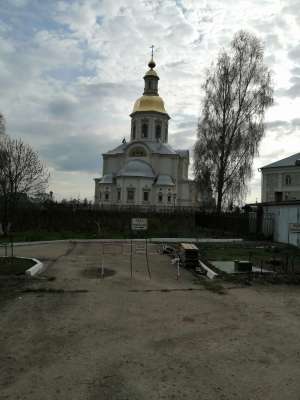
[132,95,168,114]
[144,69,158,77]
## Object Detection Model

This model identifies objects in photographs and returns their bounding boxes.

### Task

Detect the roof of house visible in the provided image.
[261,152,300,169]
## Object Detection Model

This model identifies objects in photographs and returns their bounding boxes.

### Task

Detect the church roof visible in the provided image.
[148,142,177,155]
[117,160,155,178]
[144,69,158,77]
[155,174,175,186]
[104,141,179,156]
[132,95,168,115]
[175,150,189,158]
[104,143,127,155]
[98,174,114,184]
[261,153,300,169]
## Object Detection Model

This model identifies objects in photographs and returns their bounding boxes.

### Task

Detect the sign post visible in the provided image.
[131,218,151,279]
[131,218,148,231]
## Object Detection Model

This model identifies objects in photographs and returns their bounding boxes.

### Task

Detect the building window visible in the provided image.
[142,122,148,138]
[155,124,161,140]
[285,175,291,185]
[132,122,136,140]
[129,147,147,157]
[167,194,172,203]
[143,191,149,202]
[158,192,163,203]
[105,192,109,201]
[127,188,135,203]
[117,189,121,201]
[99,192,101,200]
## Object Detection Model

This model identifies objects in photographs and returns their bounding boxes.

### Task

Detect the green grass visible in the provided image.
[0,228,220,242]
[197,243,300,262]
[0,257,35,275]
[0,230,127,242]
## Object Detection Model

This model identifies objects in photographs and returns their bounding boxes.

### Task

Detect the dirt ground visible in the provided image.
[1,241,300,400]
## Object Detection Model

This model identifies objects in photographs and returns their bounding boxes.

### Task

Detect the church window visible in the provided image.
[129,147,147,157]
[155,124,161,140]
[132,122,136,140]
[127,188,135,202]
[143,190,149,202]
[158,192,163,203]
[142,122,148,138]
[285,175,291,185]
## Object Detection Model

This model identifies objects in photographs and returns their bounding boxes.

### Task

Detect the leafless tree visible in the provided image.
[194,31,273,213]
[0,137,49,235]
[0,113,6,136]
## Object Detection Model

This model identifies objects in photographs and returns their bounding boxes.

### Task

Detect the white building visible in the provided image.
[261,152,300,202]
[94,57,201,209]
[253,153,300,247]
[260,202,300,247]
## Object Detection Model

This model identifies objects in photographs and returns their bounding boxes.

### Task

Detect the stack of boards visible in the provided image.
[179,243,199,269]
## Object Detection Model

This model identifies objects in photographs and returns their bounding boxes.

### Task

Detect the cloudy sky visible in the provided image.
[0,0,300,202]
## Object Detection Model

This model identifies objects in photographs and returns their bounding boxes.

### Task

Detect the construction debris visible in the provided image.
[179,243,199,269]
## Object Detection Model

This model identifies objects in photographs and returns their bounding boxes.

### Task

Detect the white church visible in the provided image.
[94,55,203,209]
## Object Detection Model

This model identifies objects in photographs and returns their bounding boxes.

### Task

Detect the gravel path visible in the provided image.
[1,241,300,399]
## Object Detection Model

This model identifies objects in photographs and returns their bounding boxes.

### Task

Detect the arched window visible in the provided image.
[155,124,161,140]
[285,175,291,185]
[142,123,148,138]
[129,147,147,157]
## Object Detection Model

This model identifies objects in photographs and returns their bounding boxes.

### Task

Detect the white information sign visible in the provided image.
[131,218,148,231]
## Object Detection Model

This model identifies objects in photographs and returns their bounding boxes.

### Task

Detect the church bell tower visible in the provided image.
[130,48,170,144]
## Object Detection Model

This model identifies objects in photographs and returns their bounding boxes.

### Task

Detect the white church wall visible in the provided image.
[150,155,178,177]
[116,176,154,205]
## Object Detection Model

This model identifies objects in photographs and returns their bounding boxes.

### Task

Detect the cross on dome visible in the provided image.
[148,44,156,69]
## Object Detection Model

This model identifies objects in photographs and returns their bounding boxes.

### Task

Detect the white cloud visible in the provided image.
[0,0,299,202]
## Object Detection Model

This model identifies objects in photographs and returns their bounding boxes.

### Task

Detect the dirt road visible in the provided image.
[1,241,300,400]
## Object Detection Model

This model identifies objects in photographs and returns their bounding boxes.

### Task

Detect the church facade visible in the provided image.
[94,57,200,209]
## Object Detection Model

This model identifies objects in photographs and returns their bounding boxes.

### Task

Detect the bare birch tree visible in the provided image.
[194,31,273,213]
[0,113,6,136]
[0,137,49,235]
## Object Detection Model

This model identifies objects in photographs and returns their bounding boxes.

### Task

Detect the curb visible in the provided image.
[25,258,45,277]
[199,260,218,280]
[5,238,243,247]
